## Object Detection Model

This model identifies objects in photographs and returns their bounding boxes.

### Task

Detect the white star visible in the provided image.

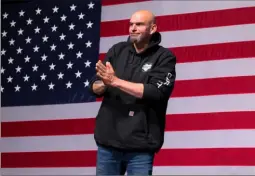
[1,67,5,74]
[67,62,73,69]
[1,49,6,55]
[41,54,47,61]
[69,23,75,30]
[51,25,58,32]
[25,37,32,43]
[18,28,24,35]
[23,75,30,82]
[8,58,14,64]
[75,70,82,78]
[57,72,64,79]
[19,10,25,17]
[10,20,16,27]
[27,18,33,25]
[31,83,38,91]
[49,63,56,70]
[32,64,38,71]
[76,51,83,58]
[3,12,8,19]
[53,6,59,13]
[70,4,76,11]
[1,86,4,93]
[15,85,21,92]
[78,13,85,20]
[58,53,65,60]
[24,55,30,62]
[88,2,95,9]
[85,40,92,47]
[36,8,41,15]
[59,33,66,40]
[2,31,7,37]
[84,80,89,87]
[50,44,57,51]
[17,47,23,54]
[68,42,74,50]
[43,16,50,23]
[77,31,83,39]
[40,73,47,80]
[16,66,22,73]
[48,82,55,90]
[7,76,13,83]
[42,35,49,42]
[34,26,40,33]
[33,45,39,52]
[9,39,15,45]
[66,81,72,88]
[60,14,67,21]
[86,21,93,28]
[85,60,91,67]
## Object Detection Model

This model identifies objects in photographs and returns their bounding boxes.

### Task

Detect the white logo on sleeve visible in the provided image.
[157,72,173,88]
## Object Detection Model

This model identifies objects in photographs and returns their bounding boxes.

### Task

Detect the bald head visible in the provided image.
[131,10,156,25]
[129,10,157,44]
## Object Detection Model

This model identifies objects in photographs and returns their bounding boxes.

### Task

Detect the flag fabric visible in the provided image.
[1,0,255,175]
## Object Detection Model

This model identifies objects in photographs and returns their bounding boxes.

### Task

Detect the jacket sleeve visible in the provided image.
[88,46,115,98]
[142,51,176,102]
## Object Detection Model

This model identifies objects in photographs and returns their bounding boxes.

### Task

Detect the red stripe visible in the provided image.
[95,75,255,102]
[2,111,255,137]
[99,41,255,63]
[102,0,150,6]
[165,111,255,131]
[2,148,255,167]
[172,76,255,97]
[154,148,255,166]
[1,118,95,137]
[100,7,255,37]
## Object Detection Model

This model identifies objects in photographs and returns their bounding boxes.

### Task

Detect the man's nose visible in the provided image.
[131,24,137,31]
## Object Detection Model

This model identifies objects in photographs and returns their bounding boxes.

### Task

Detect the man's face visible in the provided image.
[129,13,151,44]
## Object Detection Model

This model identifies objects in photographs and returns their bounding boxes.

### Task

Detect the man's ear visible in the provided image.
[150,24,157,34]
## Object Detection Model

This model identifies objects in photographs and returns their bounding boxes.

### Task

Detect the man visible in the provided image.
[88,10,176,175]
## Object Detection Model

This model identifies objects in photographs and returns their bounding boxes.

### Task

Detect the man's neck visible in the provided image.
[133,42,148,53]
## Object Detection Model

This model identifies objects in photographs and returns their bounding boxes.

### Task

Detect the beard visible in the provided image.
[129,34,145,44]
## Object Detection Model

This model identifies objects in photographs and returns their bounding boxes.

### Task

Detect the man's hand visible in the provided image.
[96,60,117,86]
[92,80,107,96]
[95,60,144,98]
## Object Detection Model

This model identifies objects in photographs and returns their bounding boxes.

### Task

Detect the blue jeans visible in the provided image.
[96,145,155,175]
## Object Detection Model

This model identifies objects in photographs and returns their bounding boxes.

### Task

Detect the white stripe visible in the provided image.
[167,93,255,114]
[99,24,255,53]
[177,58,255,80]
[1,167,96,175]
[1,130,255,152]
[2,166,255,175]
[2,93,255,122]
[153,166,255,175]
[1,101,100,122]
[101,1,255,22]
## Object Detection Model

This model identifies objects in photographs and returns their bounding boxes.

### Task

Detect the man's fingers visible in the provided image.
[96,61,106,70]
[96,72,104,79]
[96,64,106,74]
[96,67,107,78]
[106,62,114,72]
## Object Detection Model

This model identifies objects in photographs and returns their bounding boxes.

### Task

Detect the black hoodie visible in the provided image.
[88,32,176,153]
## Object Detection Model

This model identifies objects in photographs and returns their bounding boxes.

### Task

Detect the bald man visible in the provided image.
[89,10,177,175]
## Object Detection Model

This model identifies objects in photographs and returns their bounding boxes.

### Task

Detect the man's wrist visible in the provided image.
[111,76,120,87]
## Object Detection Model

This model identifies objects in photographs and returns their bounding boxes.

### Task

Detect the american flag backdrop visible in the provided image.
[1,0,255,175]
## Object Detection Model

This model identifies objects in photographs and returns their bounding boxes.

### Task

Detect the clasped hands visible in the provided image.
[96,60,117,86]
